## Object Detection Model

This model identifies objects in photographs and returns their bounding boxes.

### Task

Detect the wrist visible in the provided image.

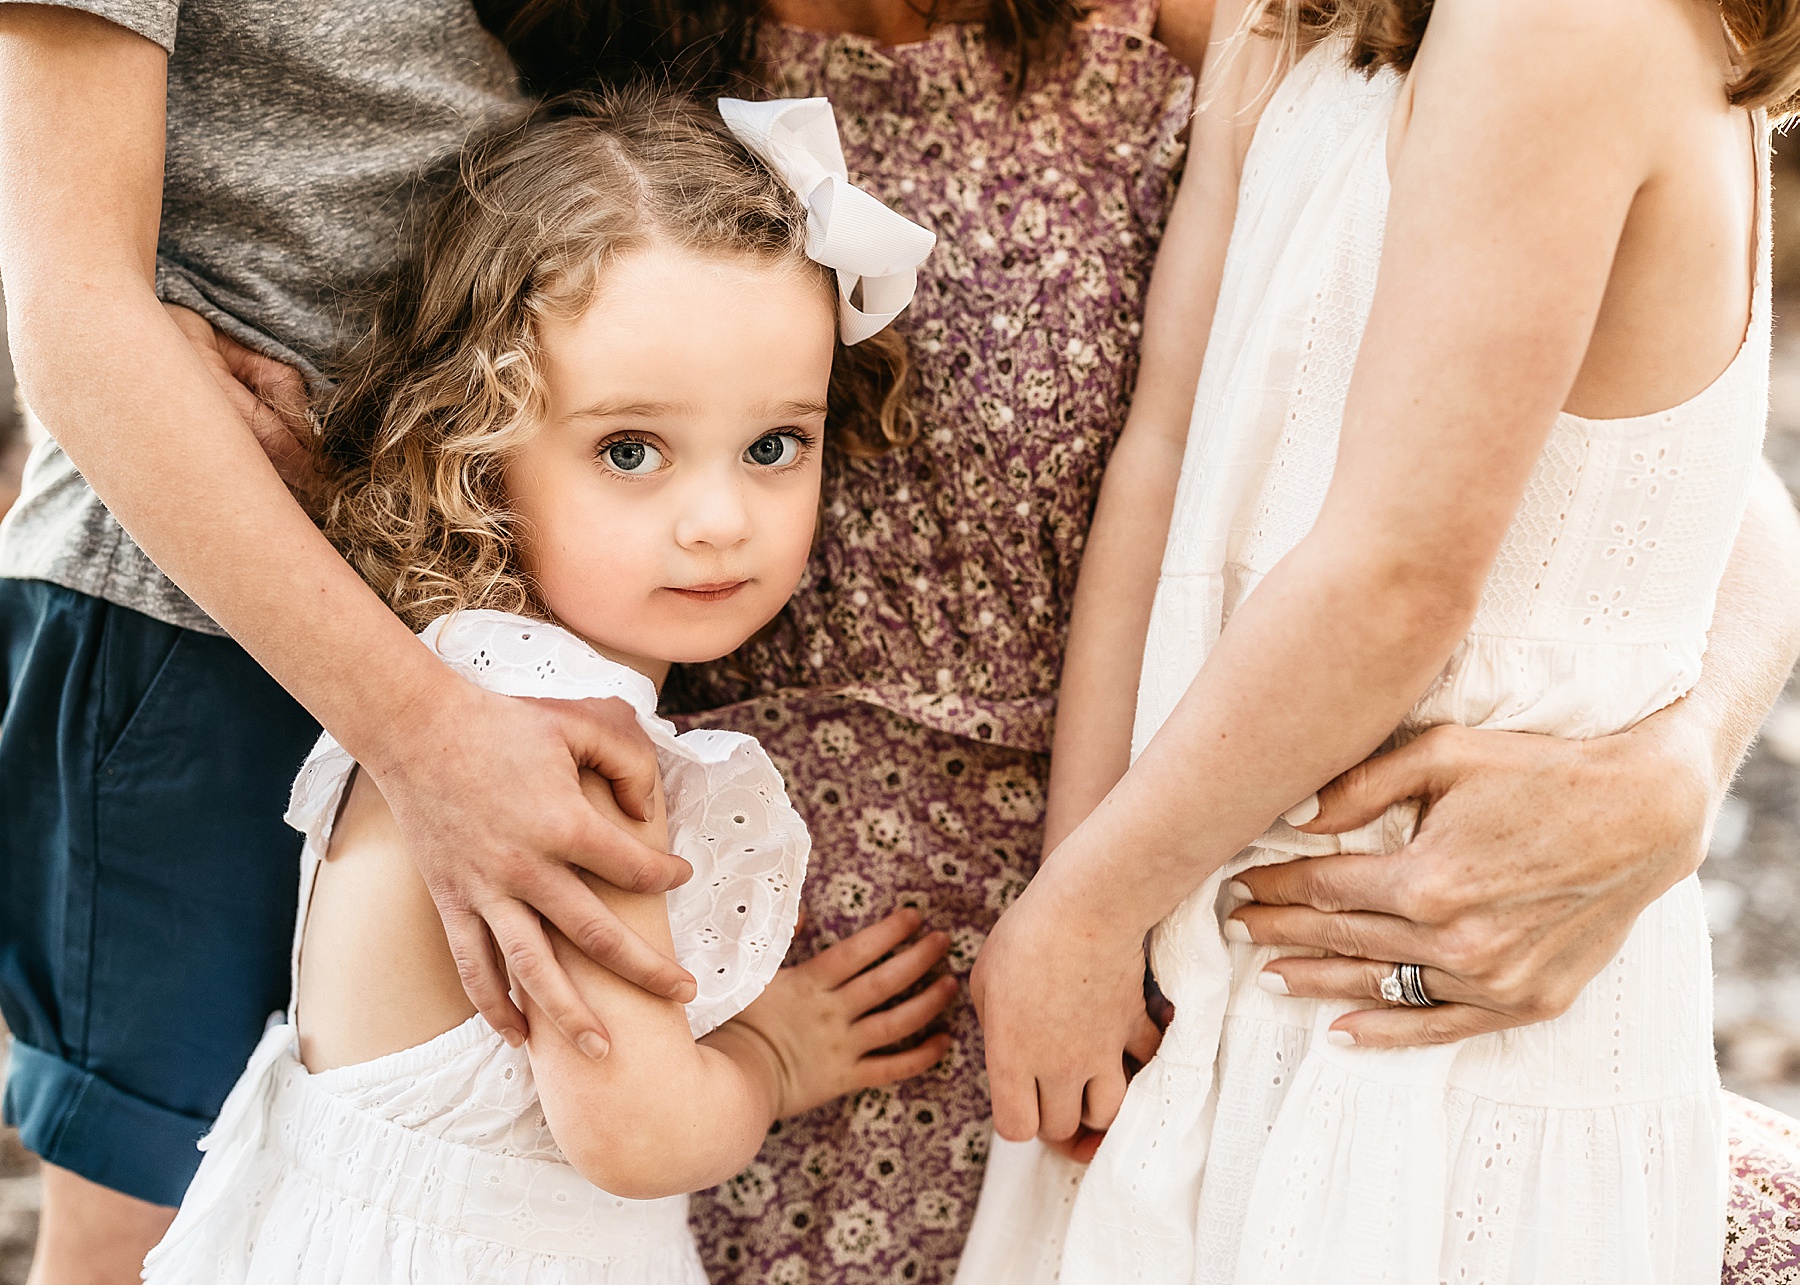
[1583,707,1715,884]
[1027,833,1167,948]
[341,641,475,783]
[703,1018,790,1119]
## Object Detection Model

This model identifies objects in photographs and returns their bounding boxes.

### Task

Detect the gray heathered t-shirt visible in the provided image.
[0,0,525,634]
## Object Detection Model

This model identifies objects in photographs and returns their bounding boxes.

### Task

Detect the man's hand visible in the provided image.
[164,303,320,510]
[973,871,1162,1146]
[371,676,699,1052]
[1228,715,1711,1047]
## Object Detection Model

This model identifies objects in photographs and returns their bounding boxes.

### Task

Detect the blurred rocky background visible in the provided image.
[7,146,1800,1285]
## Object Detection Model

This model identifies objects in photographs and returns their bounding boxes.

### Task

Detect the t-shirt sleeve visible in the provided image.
[0,0,178,53]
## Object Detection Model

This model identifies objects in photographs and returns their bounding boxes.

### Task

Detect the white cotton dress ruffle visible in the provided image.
[957,36,1768,1285]
[142,610,809,1285]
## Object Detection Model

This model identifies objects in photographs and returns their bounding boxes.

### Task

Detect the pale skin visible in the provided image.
[301,242,957,1197]
[975,0,1800,1150]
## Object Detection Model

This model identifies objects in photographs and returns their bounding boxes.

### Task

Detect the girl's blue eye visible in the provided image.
[603,439,664,476]
[745,433,802,468]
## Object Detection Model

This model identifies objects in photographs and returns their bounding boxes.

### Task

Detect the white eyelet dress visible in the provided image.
[142,610,809,1285]
[958,37,1769,1285]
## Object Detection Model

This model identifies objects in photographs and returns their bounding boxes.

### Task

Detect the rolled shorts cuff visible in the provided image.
[4,1036,208,1207]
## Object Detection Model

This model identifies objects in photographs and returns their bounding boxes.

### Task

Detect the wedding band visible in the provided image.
[1381,962,1439,1008]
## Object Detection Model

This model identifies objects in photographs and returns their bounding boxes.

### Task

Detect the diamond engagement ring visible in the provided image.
[1380,962,1438,1008]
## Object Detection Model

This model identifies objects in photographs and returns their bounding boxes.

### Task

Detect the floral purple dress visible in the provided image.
[667,7,1192,1283]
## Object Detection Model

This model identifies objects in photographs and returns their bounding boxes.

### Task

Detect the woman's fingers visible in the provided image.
[806,907,926,987]
[854,1033,954,1090]
[852,975,959,1051]
[487,898,612,1058]
[1232,852,1410,917]
[440,906,528,1046]
[1301,725,1471,834]
[1259,955,1471,1006]
[1329,1001,1512,1049]
[1229,902,1433,967]
[837,929,951,1014]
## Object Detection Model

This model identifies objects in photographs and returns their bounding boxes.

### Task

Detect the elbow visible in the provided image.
[562,1115,758,1201]
[1315,541,1487,655]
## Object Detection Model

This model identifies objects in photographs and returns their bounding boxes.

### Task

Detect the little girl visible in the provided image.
[964,0,1787,1281]
[141,87,944,1284]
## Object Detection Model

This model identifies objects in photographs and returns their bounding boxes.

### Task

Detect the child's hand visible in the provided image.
[715,908,957,1119]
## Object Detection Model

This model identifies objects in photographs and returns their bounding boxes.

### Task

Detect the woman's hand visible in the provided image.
[1229,712,1714,1047]
[718,908,957,1118]
[973,870,1163,1147]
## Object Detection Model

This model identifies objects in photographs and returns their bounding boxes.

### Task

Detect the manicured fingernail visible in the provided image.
[1283,794,1320,826]
[1223,918,1252,943]
[578,1032,609,1059]
[1256,970,1289,995]
[502,1027,526,1049]
[1326,1028,1356,1048]
[670,981,697,1003]
[1227,880,1253,901]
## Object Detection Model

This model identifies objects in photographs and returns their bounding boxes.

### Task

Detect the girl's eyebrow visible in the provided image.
[563,397,827,422]
[565,398,692,422]
[761,398,830,420]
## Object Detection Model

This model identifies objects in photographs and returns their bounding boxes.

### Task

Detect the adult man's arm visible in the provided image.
[0,3,694,1057]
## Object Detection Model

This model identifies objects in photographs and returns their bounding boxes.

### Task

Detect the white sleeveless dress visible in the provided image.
[142,610,809,1285]
[958,37,1768,1285]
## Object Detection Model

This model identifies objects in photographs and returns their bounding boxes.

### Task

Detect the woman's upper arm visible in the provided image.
[1316,0,1655,590]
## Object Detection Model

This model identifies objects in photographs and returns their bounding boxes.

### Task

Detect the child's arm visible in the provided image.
[302,765,955,1199]
[979,0,1691,1146]
[526,773,956,1199]
[1043,0,1283,855]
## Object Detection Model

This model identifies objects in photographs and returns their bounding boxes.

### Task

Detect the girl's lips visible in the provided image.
[667,580,749,603]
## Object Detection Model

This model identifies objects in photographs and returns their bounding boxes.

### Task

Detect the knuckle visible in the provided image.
[574,917,625,961]
[1319,920,1365,958]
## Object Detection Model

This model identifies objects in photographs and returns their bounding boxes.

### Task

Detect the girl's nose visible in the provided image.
[673,476,754,551]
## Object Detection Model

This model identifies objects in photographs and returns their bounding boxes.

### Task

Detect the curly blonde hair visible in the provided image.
[315,85,913,631]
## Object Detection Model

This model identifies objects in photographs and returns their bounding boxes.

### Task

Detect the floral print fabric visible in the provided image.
[1727,1092,1800,1283]
[669,9,1192,1284]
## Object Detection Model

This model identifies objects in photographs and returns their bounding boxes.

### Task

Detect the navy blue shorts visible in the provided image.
[0,578,319,1206]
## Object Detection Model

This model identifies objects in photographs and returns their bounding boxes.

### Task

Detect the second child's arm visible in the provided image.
[979,0,1693,1144]
[1043,0,1285,854]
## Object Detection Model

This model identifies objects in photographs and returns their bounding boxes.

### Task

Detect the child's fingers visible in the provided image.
[851,975,960,1052]
[836,929,952,1014]
[803,907,924,987]
[854,1033,954,1089]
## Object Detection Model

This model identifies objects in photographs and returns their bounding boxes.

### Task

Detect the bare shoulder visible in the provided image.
[1417,0,1727,118]
[297,768,477,1071]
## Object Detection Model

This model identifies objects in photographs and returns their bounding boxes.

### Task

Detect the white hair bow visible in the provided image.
[719,96,936,345]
